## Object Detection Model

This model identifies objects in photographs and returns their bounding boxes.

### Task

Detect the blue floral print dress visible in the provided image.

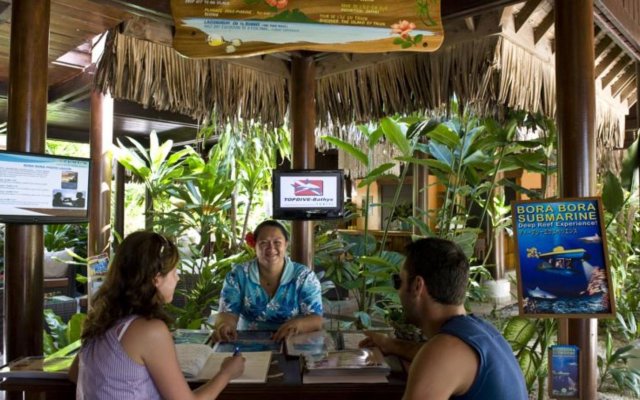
[218,257,323,330]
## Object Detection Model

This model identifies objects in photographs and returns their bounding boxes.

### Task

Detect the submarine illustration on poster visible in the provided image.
[525,246,596,299]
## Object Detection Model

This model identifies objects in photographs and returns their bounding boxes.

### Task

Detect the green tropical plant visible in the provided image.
[43,311,86,355]
[596,135,640,396]
[502,317,557,399]
[113,130,192,227]
[598,330,640,396]
[320,116,418,326]
[115,122,290,329]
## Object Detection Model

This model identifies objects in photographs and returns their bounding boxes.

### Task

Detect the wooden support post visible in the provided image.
[4,2,50,399]
[555,1,598,398]
[4,0,50,374]
[289,53,316,268]
[114,162,126,251]
[88,90,113,258]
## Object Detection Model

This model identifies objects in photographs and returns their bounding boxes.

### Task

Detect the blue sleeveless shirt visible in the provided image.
[439,315,528,400]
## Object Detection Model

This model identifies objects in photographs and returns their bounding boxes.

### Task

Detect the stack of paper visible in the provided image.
[301,348,390,384]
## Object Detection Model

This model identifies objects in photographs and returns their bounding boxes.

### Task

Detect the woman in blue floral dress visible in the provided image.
[212,220,323,342]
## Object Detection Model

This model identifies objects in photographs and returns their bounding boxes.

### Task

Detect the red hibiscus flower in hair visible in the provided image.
[245,232,256,249]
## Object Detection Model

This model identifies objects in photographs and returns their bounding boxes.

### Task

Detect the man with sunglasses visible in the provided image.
[360,238,527,400]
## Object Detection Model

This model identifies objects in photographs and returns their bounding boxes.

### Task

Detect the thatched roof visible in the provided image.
[95,9,632,176]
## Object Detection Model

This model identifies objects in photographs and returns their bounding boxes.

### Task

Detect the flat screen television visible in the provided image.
[272,169,344,220]
[0,150,90,224]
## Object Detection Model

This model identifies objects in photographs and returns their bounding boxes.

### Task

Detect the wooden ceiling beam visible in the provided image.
[464,16,476,32]
[601,56,631,88]
[513,0,543,33]
[611,66,635,98]
[533,9,554,44]
[595,35,613,60]
[627,92,637,107]
[441,0,525,21]
[47,67,94,104]
[595,46,623,78]
[620,76,637,101]
[594,0,640,59]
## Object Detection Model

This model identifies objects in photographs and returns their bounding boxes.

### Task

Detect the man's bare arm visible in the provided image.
[359,331,424,361]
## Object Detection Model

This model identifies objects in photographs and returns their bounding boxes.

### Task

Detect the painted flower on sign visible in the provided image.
[391,20,416,39]
[390,20,423,49]
[207,34,243,54]
[265,0,288,9]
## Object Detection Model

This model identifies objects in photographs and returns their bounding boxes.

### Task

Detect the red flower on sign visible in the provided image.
[391,20,416,39]
[245,232,256,249]
[265,0,288,9]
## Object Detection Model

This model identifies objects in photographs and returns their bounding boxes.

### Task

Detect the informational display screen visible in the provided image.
[0,151,90,223]
[272,169,344,220]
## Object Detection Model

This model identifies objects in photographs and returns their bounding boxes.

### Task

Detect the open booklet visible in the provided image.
[175,343,271,383]
[0,355,75,379]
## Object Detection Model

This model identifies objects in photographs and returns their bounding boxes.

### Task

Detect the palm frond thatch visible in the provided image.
[95,29,628,177]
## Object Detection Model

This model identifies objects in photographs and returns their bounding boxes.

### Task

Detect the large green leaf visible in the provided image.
[460,126,484,159]
[503,317,537,349]
[427,123,460,149]
[358,163,396,187]
[67,313,86,344]
[602,171,624,216]
[381,117,411,156]
[428,142,453,166]
[321,135,368,166]
[620,135,639,191]
[396,156,452,173]
[518,348,538,388]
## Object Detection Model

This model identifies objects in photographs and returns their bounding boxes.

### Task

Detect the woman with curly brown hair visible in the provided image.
[69,231,244,399]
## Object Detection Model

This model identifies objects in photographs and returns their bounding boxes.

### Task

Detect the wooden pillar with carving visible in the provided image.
[555,1,598,398]
[289,53,316,268]
[88,90,113,269]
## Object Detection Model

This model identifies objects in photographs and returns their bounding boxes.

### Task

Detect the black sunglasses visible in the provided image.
[392,273,402,290]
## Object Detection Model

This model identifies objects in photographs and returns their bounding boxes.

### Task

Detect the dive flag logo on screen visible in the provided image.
[292,179,323,196]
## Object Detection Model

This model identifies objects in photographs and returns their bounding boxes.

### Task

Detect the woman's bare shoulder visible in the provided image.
[122,318,173,350]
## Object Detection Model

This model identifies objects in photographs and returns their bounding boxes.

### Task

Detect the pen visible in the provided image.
[233,346,241,357]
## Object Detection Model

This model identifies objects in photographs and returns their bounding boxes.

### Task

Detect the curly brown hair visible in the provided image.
[81,231,179,341]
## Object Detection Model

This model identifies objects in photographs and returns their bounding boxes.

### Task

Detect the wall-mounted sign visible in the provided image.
[171,0,443,58]
[512,197,615,318]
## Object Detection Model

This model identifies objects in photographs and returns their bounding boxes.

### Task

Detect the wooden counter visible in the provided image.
[0,353,406,400]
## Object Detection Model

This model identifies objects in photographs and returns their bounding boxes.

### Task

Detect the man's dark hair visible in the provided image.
[404,238,469,305]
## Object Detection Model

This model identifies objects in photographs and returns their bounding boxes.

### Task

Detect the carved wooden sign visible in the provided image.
[171,0,443,58]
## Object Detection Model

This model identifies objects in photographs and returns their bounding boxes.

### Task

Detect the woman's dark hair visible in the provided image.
[81,231,179,341]
[253,220,289,241]
[404,238,469,305]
